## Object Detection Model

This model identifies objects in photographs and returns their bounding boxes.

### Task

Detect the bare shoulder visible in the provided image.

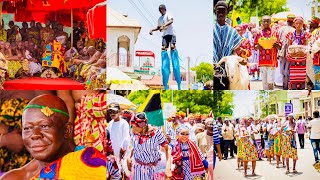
[0,168,25,180]
[0,159,38,180]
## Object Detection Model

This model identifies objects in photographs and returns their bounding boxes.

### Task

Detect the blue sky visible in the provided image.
[107,0,213,70]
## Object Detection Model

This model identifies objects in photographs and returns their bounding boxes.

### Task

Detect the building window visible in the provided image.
[315,98,320,110]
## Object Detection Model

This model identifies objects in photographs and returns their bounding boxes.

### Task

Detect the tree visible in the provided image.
[214,90,234,118]
[191,62,213,83]
[226,0,289,23]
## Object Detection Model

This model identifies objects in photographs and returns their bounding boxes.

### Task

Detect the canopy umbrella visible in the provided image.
[87,1,106,41]
[107,94,137,110]
[107,67,133,85]
[271,11,302,22]
[109,79,149,90]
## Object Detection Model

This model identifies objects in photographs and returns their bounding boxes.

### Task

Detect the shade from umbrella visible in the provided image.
[107,94,137,110]
[107,67,133,85]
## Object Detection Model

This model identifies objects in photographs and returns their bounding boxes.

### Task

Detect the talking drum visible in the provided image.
[287,45,308,90]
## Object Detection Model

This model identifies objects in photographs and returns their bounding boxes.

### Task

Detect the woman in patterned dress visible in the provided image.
[241,118,258,177]
[171,124,208,180]
[281,115,298,174]
[273,117,285,168]
[128,113,171,180]
[234,119,245,170]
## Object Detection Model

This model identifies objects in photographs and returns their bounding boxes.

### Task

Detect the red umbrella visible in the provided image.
[87,1,105,41]
[26,0,104,11]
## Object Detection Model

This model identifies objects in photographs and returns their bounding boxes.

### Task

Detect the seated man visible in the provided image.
[0,94,106,180]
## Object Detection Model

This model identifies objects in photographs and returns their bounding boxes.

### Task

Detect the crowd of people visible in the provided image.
[106,108,214,179]
[213,111,320,177]
[213,0,320,90]
[0,19,106,90]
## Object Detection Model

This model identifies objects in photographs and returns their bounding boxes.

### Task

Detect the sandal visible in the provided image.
[293,169,298,173]
[244,172,247,177]
[252,172,256,176]
[276,165,279,168]
[285,170,290,174]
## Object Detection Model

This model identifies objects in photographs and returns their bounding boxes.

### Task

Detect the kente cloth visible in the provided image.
[80,64,91,80]
[7,60,22,79]
[0,99,33,172]
[213,23,243,63]
[73,93,107,154]
[255,139,264,159]
[42,41,66,74]
[254,28,281,67]
[107,156,121,180]
[172,140,206,179]
[21,59,29,72]
[0,29,7,42]
[30,147,106,180]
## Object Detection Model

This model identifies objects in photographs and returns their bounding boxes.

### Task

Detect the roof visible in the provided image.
[107,7,141,28]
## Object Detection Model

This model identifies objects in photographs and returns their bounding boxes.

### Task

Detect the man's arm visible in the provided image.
[0,169,24,180]
[149,26,161,35]
[161,18,173,30]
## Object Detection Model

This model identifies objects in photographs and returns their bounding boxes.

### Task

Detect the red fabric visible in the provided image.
[3,77,85,90]
[87,2,106,41]
[172,140,205,179]
[254,28,281,67]
[26,0,104,11]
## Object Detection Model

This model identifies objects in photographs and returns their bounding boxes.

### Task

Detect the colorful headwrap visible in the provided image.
[130,112,148,128]
[177,111,186,118]
[122,110,134,120]
[176,124,190,135]
[294,16,304,23]
[287,14,296,22]
[312,16,320,24]
[23,104,69,117]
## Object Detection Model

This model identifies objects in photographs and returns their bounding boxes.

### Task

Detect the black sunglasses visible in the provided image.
[136,112,147,120]
[108,109,119,114]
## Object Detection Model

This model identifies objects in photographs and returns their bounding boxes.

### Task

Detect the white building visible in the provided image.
[107,7,141,73]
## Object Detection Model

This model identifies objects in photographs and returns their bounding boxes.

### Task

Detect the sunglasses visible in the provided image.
[136,113,147,120]
[207,123,214,127]
[108,109,118,114]
[180,132,189,136]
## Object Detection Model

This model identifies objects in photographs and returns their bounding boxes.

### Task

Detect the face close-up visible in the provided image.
[216,7,227,22]
[262,17,271,29]
[108,109,119,120]
[294,20,304,30]
[22,108,65,162]
[178,129,189,143]
[159,8,166,15]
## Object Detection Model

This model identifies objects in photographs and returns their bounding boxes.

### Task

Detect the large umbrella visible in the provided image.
[107,94,137,110]
[109,79,149,90]
[107,67,133,85]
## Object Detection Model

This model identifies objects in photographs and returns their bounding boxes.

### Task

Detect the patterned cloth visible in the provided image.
[236,38,252,59]
[7,60,22,79]
[31,147,106,179]
[236,137,244,159]
[274,134,282,155]
[213,23,243,63]
[73,93,107,154]
[242,138,258,161]
[0,99,32,172]
[107,156,121,180]
[171,142,205,180]
[132,128,168,180]
[28,61,42,76]
[254,28,281,67]
[255,139,264,159]
[281,125,298,160]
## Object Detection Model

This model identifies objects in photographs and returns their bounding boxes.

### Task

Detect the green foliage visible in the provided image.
[191,62,213,83]
[227,0,289,23]
[128,90,234,117]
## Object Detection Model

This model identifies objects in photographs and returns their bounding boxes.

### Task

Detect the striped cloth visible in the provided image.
[213,123,220,145]
[213,23,243,63]
[288,55,307,90]
[180,143,205,180]
[107,157,121,180]
[132,128,168,180]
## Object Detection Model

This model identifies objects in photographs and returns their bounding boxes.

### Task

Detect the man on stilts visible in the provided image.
[150,4,181,90]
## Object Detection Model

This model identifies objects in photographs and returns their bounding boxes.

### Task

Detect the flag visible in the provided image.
[208,111,213,118]
[137,91,164,127]
[231,9,242,27]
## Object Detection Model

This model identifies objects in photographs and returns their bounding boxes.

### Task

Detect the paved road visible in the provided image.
[250,80,282,90]
[215,138,320,180]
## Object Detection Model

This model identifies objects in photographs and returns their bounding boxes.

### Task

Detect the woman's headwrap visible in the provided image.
[130,112,148,128]
[176,124,190,135]
[294,16,304,23]
[122,110,134,121]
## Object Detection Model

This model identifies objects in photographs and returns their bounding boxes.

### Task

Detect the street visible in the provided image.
[215,138,320,180]
[250,80,282,90]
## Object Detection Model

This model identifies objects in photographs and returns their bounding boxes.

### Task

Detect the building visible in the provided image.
[107,7,141,73]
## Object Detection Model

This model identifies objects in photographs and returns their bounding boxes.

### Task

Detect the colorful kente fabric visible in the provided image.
[0,99,33,172]
[42,40,66,74]
[254,28,281,67]
[74,93,107,154]
[31,147,106,180]
[7,60,22,79]
[236,38,252,59]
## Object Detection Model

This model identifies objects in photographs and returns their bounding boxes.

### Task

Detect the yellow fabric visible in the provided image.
[231,9,240,27]
[0,29,7,42]
[58,149,106,180]
[7,60,22,79]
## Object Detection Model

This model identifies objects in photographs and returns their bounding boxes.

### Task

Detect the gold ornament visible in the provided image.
[41,106,54,117]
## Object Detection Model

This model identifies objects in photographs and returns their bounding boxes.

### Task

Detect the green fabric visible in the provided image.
[23,104,69,117]
[145,109,164,127]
